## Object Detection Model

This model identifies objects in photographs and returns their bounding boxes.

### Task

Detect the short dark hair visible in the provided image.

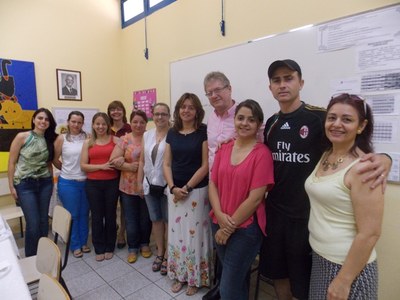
[129,109,148,123]
[268,59,302,79]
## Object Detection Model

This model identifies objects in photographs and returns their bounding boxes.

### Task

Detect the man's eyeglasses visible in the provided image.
[153,113,169,117]
[205,85,229,97]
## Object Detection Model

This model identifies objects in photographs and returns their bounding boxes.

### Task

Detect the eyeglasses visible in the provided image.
[153,112,169,117]
[330,93,367,116]
[109,108,123,112]
[205,85,229,97]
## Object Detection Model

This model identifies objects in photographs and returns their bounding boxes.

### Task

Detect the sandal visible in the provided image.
[140,246,152,258]
[127,252,138,264]
[171,280,185,293]
[160,258,168,276]
[73,249,83,258]
[186,286,198,296]
[105,252,114,260]
[81,245,91,253]
[95,254,105,262]
[152,255,164,272]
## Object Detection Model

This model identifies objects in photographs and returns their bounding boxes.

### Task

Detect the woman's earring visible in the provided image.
[357,129,362,134]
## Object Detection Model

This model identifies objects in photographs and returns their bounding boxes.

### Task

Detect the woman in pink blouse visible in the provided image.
[209,100,274,300]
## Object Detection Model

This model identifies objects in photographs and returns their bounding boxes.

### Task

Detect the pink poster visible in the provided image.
[133,88,156,120]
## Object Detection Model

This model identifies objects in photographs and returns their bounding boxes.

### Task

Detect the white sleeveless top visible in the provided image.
[143,128,167,194]
[305,157,376,265]
[60,133,86,180]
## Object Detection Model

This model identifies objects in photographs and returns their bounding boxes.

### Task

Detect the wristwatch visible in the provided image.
[185,184,193,193]
[169,185,177,194]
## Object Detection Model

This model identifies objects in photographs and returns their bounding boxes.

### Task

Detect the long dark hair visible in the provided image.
[173,93,204,131]
[325,93,374,156]
[31,108,58,161]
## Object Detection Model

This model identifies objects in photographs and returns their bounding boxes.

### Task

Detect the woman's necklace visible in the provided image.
[322,154,346,171]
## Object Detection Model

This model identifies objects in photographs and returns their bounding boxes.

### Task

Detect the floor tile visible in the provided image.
[62,259,92,281]
[65,271,106,298]
[96,259,134,282]
[74,284,123,300]
[124,283,172,300]
[109,270,152,298]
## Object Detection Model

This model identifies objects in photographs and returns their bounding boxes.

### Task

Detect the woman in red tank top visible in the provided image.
[80,112,120,262]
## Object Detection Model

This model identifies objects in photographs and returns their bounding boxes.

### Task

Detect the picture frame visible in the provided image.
[56,69,82,101]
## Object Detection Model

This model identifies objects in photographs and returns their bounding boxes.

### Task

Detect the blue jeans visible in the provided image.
[85,178,119,254]
[120,192,152,253]
[212,220,262,300]
[144,193,168,222]
[58,177,89,251]
[15,177,53,257]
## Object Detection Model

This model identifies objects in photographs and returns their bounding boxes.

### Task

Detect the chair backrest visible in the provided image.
[37,273,71,300]
[36,237,61,280]
[52,205,72,270]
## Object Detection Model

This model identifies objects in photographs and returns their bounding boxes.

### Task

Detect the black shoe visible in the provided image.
[117,241,126,249]
[202,282,220,300]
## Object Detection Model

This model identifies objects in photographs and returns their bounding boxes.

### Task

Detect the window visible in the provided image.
[121,0,176,28]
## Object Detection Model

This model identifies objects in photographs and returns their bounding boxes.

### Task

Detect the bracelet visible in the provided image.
[185,184,193,193]
[169,185,177,194]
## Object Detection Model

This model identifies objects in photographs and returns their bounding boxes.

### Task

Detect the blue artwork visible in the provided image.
[0,58,38,152]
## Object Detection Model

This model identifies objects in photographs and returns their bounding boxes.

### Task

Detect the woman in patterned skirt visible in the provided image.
[163,93,213,296]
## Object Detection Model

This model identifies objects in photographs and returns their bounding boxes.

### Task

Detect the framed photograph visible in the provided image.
[56,69,82,101]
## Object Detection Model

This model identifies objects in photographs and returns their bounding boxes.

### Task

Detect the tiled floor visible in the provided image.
[15,233,277,300]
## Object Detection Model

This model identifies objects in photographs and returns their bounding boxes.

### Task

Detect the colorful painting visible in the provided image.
[0,58,38,172]
[133,88,157,120]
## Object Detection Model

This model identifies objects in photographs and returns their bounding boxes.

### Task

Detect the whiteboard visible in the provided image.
[52,107,99,135]
[170,4,400,158]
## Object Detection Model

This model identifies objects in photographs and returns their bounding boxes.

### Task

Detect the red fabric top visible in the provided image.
[210,140,274,235]
[87,139,118,180]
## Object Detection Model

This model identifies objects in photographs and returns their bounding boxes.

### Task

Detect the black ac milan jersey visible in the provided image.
[264,102,326,220]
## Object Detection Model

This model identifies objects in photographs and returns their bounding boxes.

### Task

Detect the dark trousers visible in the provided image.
[85,178,119,254]
[120,192,152,253]
[15,177,53,257]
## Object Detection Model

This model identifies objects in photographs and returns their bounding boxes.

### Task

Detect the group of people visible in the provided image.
[7,59,391,300]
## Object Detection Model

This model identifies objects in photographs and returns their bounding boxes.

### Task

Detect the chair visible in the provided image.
[37,273,71,300]
[253,269,274,300]
[51,205,72,298]
[0,204,24,237]
[19,237,61,284]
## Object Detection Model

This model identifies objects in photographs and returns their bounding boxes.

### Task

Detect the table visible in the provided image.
[0,214,31,300]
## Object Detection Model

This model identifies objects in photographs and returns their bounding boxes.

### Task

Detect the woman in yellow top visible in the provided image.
[305,94,384,300]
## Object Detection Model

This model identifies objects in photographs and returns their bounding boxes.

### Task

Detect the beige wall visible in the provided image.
[1,0,399,298]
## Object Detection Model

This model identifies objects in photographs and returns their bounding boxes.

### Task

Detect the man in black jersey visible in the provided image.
[259,59,391,300]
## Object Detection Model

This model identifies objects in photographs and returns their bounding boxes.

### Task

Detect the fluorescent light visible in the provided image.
[289,24,314,32]
[251,34,277,43]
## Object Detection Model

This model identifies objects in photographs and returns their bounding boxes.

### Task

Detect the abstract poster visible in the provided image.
[0,58,38,171]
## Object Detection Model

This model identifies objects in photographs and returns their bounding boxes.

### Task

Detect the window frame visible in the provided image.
[121,0,176,28]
